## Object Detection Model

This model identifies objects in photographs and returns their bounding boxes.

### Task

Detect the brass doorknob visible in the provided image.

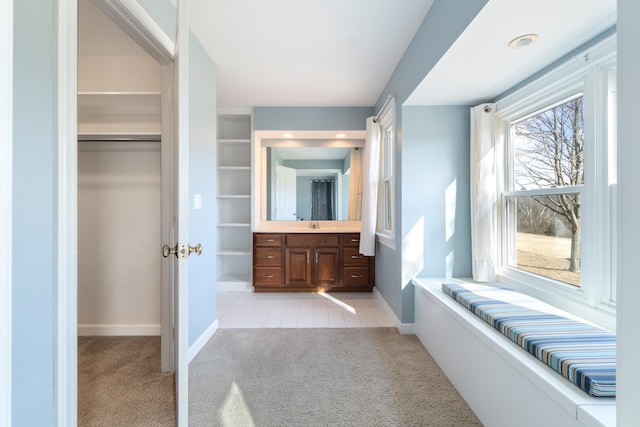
[163,243,202,258]
[162,244,177,258]
[189,243,202,256]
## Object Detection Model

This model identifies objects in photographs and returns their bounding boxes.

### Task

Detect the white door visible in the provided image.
[166,1,195,424]
[275,165,297,220]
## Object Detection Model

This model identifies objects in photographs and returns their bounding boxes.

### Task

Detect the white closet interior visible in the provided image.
[77,32,163,335]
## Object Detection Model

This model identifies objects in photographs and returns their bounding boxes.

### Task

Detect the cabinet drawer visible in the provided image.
[343,267,370,286]
[343,233,361,247]
[343,247,370,266]
[255,248,282,266]
[255,234,282,247]
[285,233,340,247]
[254,267,282,286]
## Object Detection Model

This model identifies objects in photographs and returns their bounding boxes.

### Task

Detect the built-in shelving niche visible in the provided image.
[216,113,253,291]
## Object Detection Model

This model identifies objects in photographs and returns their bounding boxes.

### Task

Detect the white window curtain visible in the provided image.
[359,117,381,256]
[470,103,497,282]
[348,147,362,221]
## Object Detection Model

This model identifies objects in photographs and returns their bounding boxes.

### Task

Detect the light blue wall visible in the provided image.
[373,0,487,323]
[376,0,488,109]
[136,0,176,42]
[402,106,472,278]
[254,107,373,130]
[12,1,56,424]
[188,32,217,346]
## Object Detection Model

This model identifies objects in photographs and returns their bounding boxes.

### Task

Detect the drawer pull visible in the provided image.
[264,275,274,279]
[351,274,363,278]
[351,255,362,259]
[351,239,359,242]
[263,255,274,259]
[266,239,275,242]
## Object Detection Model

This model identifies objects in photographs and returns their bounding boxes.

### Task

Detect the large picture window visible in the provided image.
[496,36,617,328]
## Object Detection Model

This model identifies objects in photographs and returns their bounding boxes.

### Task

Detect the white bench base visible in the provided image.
[412,278,616,427]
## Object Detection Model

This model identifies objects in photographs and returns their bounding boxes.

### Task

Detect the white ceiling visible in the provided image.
[189,0,434,107]
[405,0,617,105]
[79,0,617,108]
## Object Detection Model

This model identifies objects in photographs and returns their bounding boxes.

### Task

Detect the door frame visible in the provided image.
[55,0,78,424]
[1,0,13,424]
[56,0,177,424]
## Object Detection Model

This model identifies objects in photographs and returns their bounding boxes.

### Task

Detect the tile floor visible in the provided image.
[217,291,397,328]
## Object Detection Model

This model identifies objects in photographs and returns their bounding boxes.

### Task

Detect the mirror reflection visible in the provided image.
[264,145,363,221]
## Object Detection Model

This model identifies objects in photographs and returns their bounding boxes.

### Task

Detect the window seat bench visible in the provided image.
[412,277,616,427]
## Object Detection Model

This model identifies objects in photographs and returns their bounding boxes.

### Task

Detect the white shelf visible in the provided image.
[217,113,253,287]
[78,92,161,115]
[217,250,251,256]
[216,276,253,292]
[218,166,251,171]
[218,139,250,144]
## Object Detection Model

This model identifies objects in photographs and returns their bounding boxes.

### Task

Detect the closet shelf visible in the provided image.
[78,92,161,115]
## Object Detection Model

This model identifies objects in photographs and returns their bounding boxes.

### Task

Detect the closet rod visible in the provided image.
[78,133,161,142]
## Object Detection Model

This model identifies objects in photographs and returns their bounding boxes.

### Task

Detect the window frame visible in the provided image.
[376,97,396,249]
[495,35,617,330]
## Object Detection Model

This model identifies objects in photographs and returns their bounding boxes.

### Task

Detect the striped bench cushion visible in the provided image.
[441,282,616,398]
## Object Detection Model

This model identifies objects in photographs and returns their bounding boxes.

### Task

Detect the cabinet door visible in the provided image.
[314,247,340,286]
[285,248,312,286]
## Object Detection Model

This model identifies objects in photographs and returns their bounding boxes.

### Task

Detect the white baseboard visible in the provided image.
[188,319,219,363]
[373,288,415,335]
[396,323,415,335]
[78,323,161,336]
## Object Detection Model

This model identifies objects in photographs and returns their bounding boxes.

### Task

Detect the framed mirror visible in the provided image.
[254,131,365,225]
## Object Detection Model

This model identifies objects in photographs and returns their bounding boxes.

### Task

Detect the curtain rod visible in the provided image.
[373,95,393,123]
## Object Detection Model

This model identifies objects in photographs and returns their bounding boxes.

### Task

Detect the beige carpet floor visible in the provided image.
[78,336,175,427]
[190,328,482,426]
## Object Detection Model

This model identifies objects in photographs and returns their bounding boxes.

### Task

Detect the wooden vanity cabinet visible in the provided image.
[253,232,374,292]
[253,234,284,287]
[342,233,373,287]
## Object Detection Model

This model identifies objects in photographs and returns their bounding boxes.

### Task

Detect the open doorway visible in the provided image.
[76,0,173,423]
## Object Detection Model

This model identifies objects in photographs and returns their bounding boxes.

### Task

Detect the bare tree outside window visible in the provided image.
[510,96,584,285]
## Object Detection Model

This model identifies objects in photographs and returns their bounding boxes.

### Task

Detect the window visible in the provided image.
[377,98,396,248]
[496,36,617,328]
[505,95,584,287]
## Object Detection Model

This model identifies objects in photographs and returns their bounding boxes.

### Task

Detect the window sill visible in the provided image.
[376,232,397,251]
[497,268,616,332]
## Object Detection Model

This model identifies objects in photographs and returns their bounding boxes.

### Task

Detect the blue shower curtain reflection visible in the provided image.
[311,180,335,220]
